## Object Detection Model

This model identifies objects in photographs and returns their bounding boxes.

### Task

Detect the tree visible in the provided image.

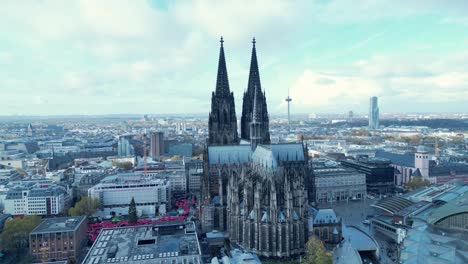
[15,168,28,177]
[405,176,430,190]
[128,197,138,224]
[68,196,100,216]
[303,237,333,264]
[0,215,42,255]
[171,155,182,161]
[112,161,133,171]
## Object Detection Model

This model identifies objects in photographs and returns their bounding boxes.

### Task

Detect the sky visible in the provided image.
[0,0,467,116]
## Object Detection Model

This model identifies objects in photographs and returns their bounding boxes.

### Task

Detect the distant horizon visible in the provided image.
[0,111,467,119]
[1,1,467,115]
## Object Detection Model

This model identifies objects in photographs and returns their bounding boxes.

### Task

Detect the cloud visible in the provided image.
[286,51,468,113]
[288,70,381,112]
[440,17,468,26]
[0,51,13,62]
[0,0,467,115]
[173,0,293,40]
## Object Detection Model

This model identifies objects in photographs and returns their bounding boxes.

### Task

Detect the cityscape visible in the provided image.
[0,1,467,264]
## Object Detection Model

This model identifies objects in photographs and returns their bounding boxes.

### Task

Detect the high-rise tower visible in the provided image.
[285,88,292,129]
[240,38,270,143]
[208,37,239,145]
[150,132,164,157]
[368,96,379,130]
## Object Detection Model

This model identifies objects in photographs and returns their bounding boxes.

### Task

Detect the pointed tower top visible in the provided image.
[215,37,230,95]
[247,38,261,96]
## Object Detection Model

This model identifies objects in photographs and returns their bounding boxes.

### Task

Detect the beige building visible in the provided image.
[30,216,87,263]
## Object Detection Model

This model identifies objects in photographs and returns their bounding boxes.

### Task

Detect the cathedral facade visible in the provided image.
[201,38,313,258]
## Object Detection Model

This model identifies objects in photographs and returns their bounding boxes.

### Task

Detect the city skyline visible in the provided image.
[1,0,468,116]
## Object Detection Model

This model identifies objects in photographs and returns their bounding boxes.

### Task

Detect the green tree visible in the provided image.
[15,168,28,177]
[406,176,430,190]
[303,237,333,264]
[128,197,138,224]
[0,215,42,255]
[112,161,133,171]
[68,196,100,216]
[171,155,182,161]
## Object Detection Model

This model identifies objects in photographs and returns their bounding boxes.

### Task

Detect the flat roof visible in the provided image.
[31,216,86,234]
[83,221,201,264]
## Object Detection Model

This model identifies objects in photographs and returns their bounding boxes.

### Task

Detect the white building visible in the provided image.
[88,173,171,216]
[168,170,186,195]
[187,167,202,194]
[142,169,187,195]
[3,182,68,216]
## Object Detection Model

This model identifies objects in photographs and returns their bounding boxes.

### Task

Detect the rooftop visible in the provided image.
[428,191,468,225]
[334,225,379,264]
[31,216,86,234]
[83,221,201,264]
[375,150,415,167]
[372,196,415,215]
[313,208,339,225]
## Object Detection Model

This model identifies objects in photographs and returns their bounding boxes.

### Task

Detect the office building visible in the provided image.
[3,181,68,216]
[117,135,135,157]
[368,96,379,130]
[30,216,87,263]
[341,156,394,194]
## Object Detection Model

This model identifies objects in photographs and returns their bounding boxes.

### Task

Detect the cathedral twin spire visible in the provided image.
[215,37,230,96]
[208,37,270,146]
[241,38,270,144]
[208,37,238,145]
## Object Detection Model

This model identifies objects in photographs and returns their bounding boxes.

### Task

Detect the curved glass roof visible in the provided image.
[372,196,414,214]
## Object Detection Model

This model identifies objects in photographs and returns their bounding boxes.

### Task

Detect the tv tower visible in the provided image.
[285,88,292,129]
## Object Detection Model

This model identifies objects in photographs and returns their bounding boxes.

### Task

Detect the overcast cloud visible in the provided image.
[0,0,467,115]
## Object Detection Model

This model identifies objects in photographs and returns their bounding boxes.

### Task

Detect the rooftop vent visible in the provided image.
[137,239,156,246]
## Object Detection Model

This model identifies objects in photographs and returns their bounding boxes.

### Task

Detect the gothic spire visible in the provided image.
[252,84,262,123]
[247,37,261,96]
[208,37,239,145]
[215,36,230,95]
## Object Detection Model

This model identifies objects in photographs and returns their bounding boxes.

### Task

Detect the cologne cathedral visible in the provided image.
[201,37,314,258]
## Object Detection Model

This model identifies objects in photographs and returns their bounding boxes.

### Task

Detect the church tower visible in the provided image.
[250,83,264,151]
[241,38,270,143]
[208,37,239,145]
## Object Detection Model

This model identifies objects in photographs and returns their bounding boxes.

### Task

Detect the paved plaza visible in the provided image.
[319,198,399,263]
